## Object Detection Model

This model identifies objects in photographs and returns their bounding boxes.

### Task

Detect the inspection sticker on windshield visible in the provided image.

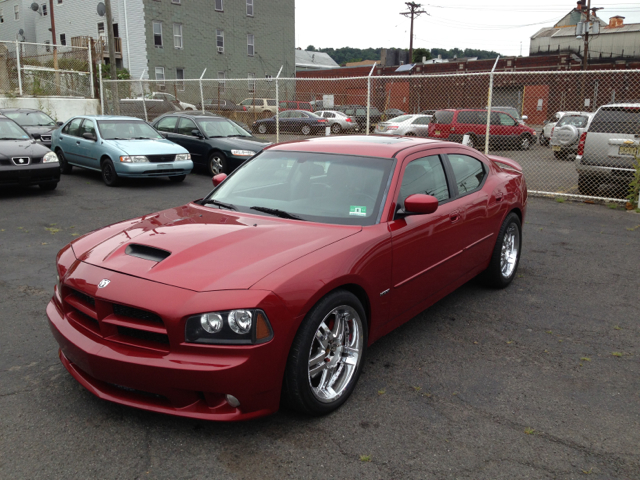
[349,206,367,217]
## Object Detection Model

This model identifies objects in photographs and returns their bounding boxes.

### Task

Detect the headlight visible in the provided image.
[43,151,59,163]
[175,153,191,161]
[185,309,273,345]
[120,155,149,163]
[231,150,255,157]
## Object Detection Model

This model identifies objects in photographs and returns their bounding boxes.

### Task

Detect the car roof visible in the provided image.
[71,115,148,121]
[0,108,44,113]
[270,135,442,158]
[156,112,229,120]
[599,103,640,108]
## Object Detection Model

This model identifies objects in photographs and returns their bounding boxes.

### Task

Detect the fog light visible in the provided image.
[226,394,240,408]
[201,313,223,334]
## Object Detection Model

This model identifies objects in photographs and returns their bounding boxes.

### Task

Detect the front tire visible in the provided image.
[169,175,186,183]
[301,124,312,135]
[57,150,72,174]
[207,152,227,176]
[519,135,532,151]
[258,124,268,134]
[101,159,120,187]
[283,290,367,416]
[539,135,549,147]
[39,182,58,191]
[331,123,342,134]
[483,212,522,288]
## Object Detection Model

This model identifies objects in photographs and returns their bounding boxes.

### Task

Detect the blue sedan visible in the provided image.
[51,115,193,186]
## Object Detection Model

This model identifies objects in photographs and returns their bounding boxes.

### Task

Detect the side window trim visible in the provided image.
[395,153,453,208]
[177,117,198,136]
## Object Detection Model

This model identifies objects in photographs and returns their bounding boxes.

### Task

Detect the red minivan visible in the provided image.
[428,109,537,150]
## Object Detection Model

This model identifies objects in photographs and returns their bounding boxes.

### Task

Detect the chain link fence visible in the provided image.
[0,40,93,98]
[102,70,640,204]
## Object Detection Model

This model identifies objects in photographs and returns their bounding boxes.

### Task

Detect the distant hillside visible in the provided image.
[306,46,502,65]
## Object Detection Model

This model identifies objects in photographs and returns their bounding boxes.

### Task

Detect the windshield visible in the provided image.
[197,118,251,137]
[0,119,31,140]
[557,115,588,128]
[97,120,164,140]
[495,107,519,119]
[390,115,413,123]
[4,111,56,127]
[205,151,394,226]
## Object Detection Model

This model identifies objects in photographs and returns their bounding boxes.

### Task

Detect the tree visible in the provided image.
[306,45,316,52]
[412,48,431,63]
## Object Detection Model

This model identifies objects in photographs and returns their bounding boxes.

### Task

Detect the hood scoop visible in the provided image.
[125,244,171,263]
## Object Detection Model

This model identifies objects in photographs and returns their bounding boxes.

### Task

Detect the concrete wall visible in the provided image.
[0,95,99,121]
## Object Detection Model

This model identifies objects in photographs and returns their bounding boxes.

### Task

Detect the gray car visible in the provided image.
[314,110,359,134]
[375,114,432,136]
[575,103,640,196]
[550,112,593,160]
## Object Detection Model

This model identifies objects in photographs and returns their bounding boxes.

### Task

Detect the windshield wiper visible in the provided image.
[133,137,152,139]
[205,199,237,210]
[0,137,23,140]
[250,206,305,221]
[226,134,249,137]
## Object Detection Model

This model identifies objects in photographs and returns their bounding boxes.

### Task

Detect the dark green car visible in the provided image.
[152,113,271,176]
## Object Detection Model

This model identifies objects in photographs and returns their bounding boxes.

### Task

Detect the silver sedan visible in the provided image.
[375,114,432,136]
[315,110,360,134]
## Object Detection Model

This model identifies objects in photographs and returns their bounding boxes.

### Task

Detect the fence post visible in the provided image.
[275,65,283,143]
[484,55,500,156]
[87,44,94,99]
[99,63,104,114]
[15,41,23,96]
[366,63,376,135]
[139,68,148,122]
[199,68,207,114]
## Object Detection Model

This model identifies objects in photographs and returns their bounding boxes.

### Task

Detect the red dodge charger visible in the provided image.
[47,135,527,421]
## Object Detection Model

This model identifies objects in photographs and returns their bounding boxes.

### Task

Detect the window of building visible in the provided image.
[44,41,51,52]
[176,68,185,91]
[14,5,19,20]
[217,71,225,93]
[153,22,163,48]
[42,4,47,16]
[248,73,255,93]
[0,9,4,24]
[247,34,254,56]
[216,30,224,49]
[173,23,183,49]
[172,0,181,4]
[155,67,165,85]
[60,34,66,46]
[215,0,223,11]
[57,0,62,4]
[246,0,253,16]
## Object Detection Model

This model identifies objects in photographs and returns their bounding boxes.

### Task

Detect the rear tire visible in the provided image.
[57,150,72,174]
[553,151,566,160]
[301,124,312,135]
[539,135,549,147]
[258,124,267,134]
[331,123,342,134]
[519,135,532,151]
[482,212,522,289]
[101,159,120,187]
[578,174,598,196]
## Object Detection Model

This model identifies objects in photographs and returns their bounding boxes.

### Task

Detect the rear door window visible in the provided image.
[434,111,454,124]
[590,107,640,134]
[448,154,486,195]
[267,100,277,106]
[398,155,450,205]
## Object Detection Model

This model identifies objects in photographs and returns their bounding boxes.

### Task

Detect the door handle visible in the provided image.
[450,211,461,223]
[495,193,504,202]
[76,141,81,145]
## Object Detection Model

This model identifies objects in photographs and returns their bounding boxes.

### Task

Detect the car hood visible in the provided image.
[209,136,271,150]
[0,139,51,159]
[74,203,361,292]
[106,138,188,155]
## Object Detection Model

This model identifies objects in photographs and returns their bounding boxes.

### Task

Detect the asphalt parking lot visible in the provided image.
[1,168,639,479]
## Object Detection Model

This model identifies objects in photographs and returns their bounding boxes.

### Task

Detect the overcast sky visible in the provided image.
[294,1,640,57]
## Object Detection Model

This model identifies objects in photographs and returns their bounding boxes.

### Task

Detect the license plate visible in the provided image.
[552,145,561,151]
[618,145,638,156]
[156,163,171,168]
[435,131,440,135]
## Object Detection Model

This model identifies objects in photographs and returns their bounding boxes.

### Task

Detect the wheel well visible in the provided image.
[509,207,523,223]
[99,155,111,167]
[334,284,372,334]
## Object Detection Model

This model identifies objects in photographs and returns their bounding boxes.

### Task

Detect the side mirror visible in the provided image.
[404,194,439,215]
[192,129,204,138]
[521,115,528,121]
[31,132,42,139]
[56,121,64,126]
[82,132,97,141]
[212,173,227,187]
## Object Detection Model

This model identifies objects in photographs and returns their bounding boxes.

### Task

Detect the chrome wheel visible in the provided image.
[500,223,520,278]
[301,125,312,135]
[307,305,363,403]
[258,124,267,134]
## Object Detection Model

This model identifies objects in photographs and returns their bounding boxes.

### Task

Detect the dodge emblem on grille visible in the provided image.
[98,279,111,288]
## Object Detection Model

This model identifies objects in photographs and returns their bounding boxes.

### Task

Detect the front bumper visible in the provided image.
[0,162,60,186]
[116,159,193,178]
[47,261,293,421]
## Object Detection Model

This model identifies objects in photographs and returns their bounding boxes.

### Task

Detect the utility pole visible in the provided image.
[400,2,428,64]
[104,0,120,113]
[48,0,60,94]
[582,0,591,70]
